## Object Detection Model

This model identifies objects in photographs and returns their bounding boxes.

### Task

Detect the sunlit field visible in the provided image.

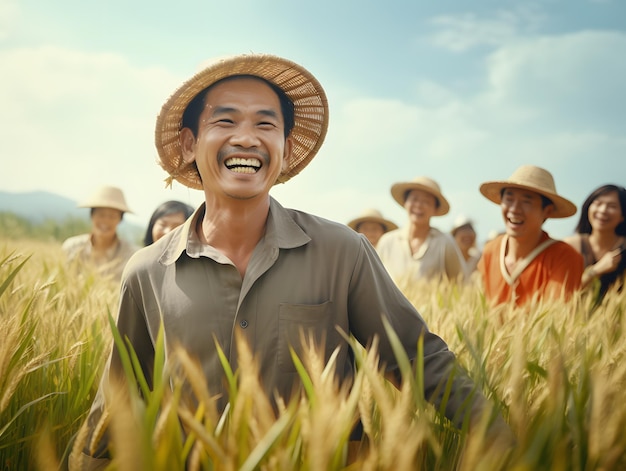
[1,238,625,470]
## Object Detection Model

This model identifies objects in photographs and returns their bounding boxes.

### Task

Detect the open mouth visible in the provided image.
[225,157,261,174]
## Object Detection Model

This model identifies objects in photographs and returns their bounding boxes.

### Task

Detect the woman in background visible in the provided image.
[144,200,194,246]
[62,185,138,281]
[564,184,626,304]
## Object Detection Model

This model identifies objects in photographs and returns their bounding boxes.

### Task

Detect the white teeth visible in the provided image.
[230,167,256,174]
[225,157,261,169]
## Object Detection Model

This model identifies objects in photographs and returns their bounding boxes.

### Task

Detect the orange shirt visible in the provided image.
[478,232,584,306]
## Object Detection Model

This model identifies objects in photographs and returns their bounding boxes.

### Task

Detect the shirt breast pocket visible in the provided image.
[277,301,336,373]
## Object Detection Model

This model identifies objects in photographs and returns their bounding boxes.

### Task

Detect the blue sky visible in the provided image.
[1,0,624,242]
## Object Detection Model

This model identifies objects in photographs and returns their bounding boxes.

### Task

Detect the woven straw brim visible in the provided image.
[390,183,450,216]
[348,216,398,232]
[155,54,329,190]
[479,181,577,218]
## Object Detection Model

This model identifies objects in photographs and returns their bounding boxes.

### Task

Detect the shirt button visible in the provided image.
[239,320,249,329]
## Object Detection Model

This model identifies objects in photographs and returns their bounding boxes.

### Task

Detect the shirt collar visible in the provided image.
[159,196,310,266]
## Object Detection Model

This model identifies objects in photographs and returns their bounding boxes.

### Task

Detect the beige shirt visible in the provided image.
[73,197,485,467]
[62,233,138,281]
[376,226,464,284]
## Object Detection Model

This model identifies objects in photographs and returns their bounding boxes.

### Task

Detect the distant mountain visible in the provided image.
[0,190,82,223]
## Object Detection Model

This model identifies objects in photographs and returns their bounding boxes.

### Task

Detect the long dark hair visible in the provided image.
[574,184,626,235]
[144,200,195,246]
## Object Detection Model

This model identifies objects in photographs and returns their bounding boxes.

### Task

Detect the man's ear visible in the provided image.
[180,128,197,163]
[281,136,294,174]
[543,204,555,221]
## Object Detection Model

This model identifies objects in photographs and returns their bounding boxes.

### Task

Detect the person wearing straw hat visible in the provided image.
[450,215,481,279]
[61,185,138,282]
[477,165,584,307]
[347,208,398,247]
[376,176,465,285]
[71,54,512,469]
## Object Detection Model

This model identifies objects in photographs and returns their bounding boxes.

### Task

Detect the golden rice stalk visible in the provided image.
[34,422,61,471]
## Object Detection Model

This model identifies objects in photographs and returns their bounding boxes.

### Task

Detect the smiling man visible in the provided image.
[477,165,584,307]
[70,54,512,469]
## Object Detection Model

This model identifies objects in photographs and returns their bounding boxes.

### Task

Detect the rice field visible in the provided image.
[1,238,625,470]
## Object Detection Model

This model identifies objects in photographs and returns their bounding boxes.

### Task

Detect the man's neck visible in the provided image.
[198,195,271,277]
[506,230,545,260]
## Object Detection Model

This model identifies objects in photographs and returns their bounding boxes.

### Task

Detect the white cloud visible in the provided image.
[278,28,626,240]
[484,31,626,131]
[429,6,545,51]
[0,46,196,225]
[0,0,19,40]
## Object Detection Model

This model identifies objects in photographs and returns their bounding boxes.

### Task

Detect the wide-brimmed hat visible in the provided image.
[479,165,576,218]
[78,185,133,213]
[348,208,398,232]
[451,214,475,235]
[390,176,450,216]
[155,53,329,190]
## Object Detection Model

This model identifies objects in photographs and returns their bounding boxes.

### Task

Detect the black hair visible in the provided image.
[403,189,440,209]
[574,184,626,236]
[143,200,195,246]
[499,188,553,209]
[90,207,124,220]
[180,75,295,139]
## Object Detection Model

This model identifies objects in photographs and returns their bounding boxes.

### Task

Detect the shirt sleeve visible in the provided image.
[347,238,489,427]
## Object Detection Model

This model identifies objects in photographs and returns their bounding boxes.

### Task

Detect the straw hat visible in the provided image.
[155,53,329,190]
[78,185,133,213]
[479,165,576,218]
[390,176,450,216]
[348,208,398,232]
[451,214,475,235]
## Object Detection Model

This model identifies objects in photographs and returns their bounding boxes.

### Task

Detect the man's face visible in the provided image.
[180,77,292,201]
[500,188,553,240]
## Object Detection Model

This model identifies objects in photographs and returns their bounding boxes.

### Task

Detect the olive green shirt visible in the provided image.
[74,197,485,468]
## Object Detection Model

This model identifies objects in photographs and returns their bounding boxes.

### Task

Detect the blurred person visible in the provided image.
[71,54,511,470]
[478,165,583,307]
[376,176,464,284]
[143,200,195,246]
[347,208,398,247]
[564,184,626,305]
[62,185,138,281]
[451,215,481,278]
